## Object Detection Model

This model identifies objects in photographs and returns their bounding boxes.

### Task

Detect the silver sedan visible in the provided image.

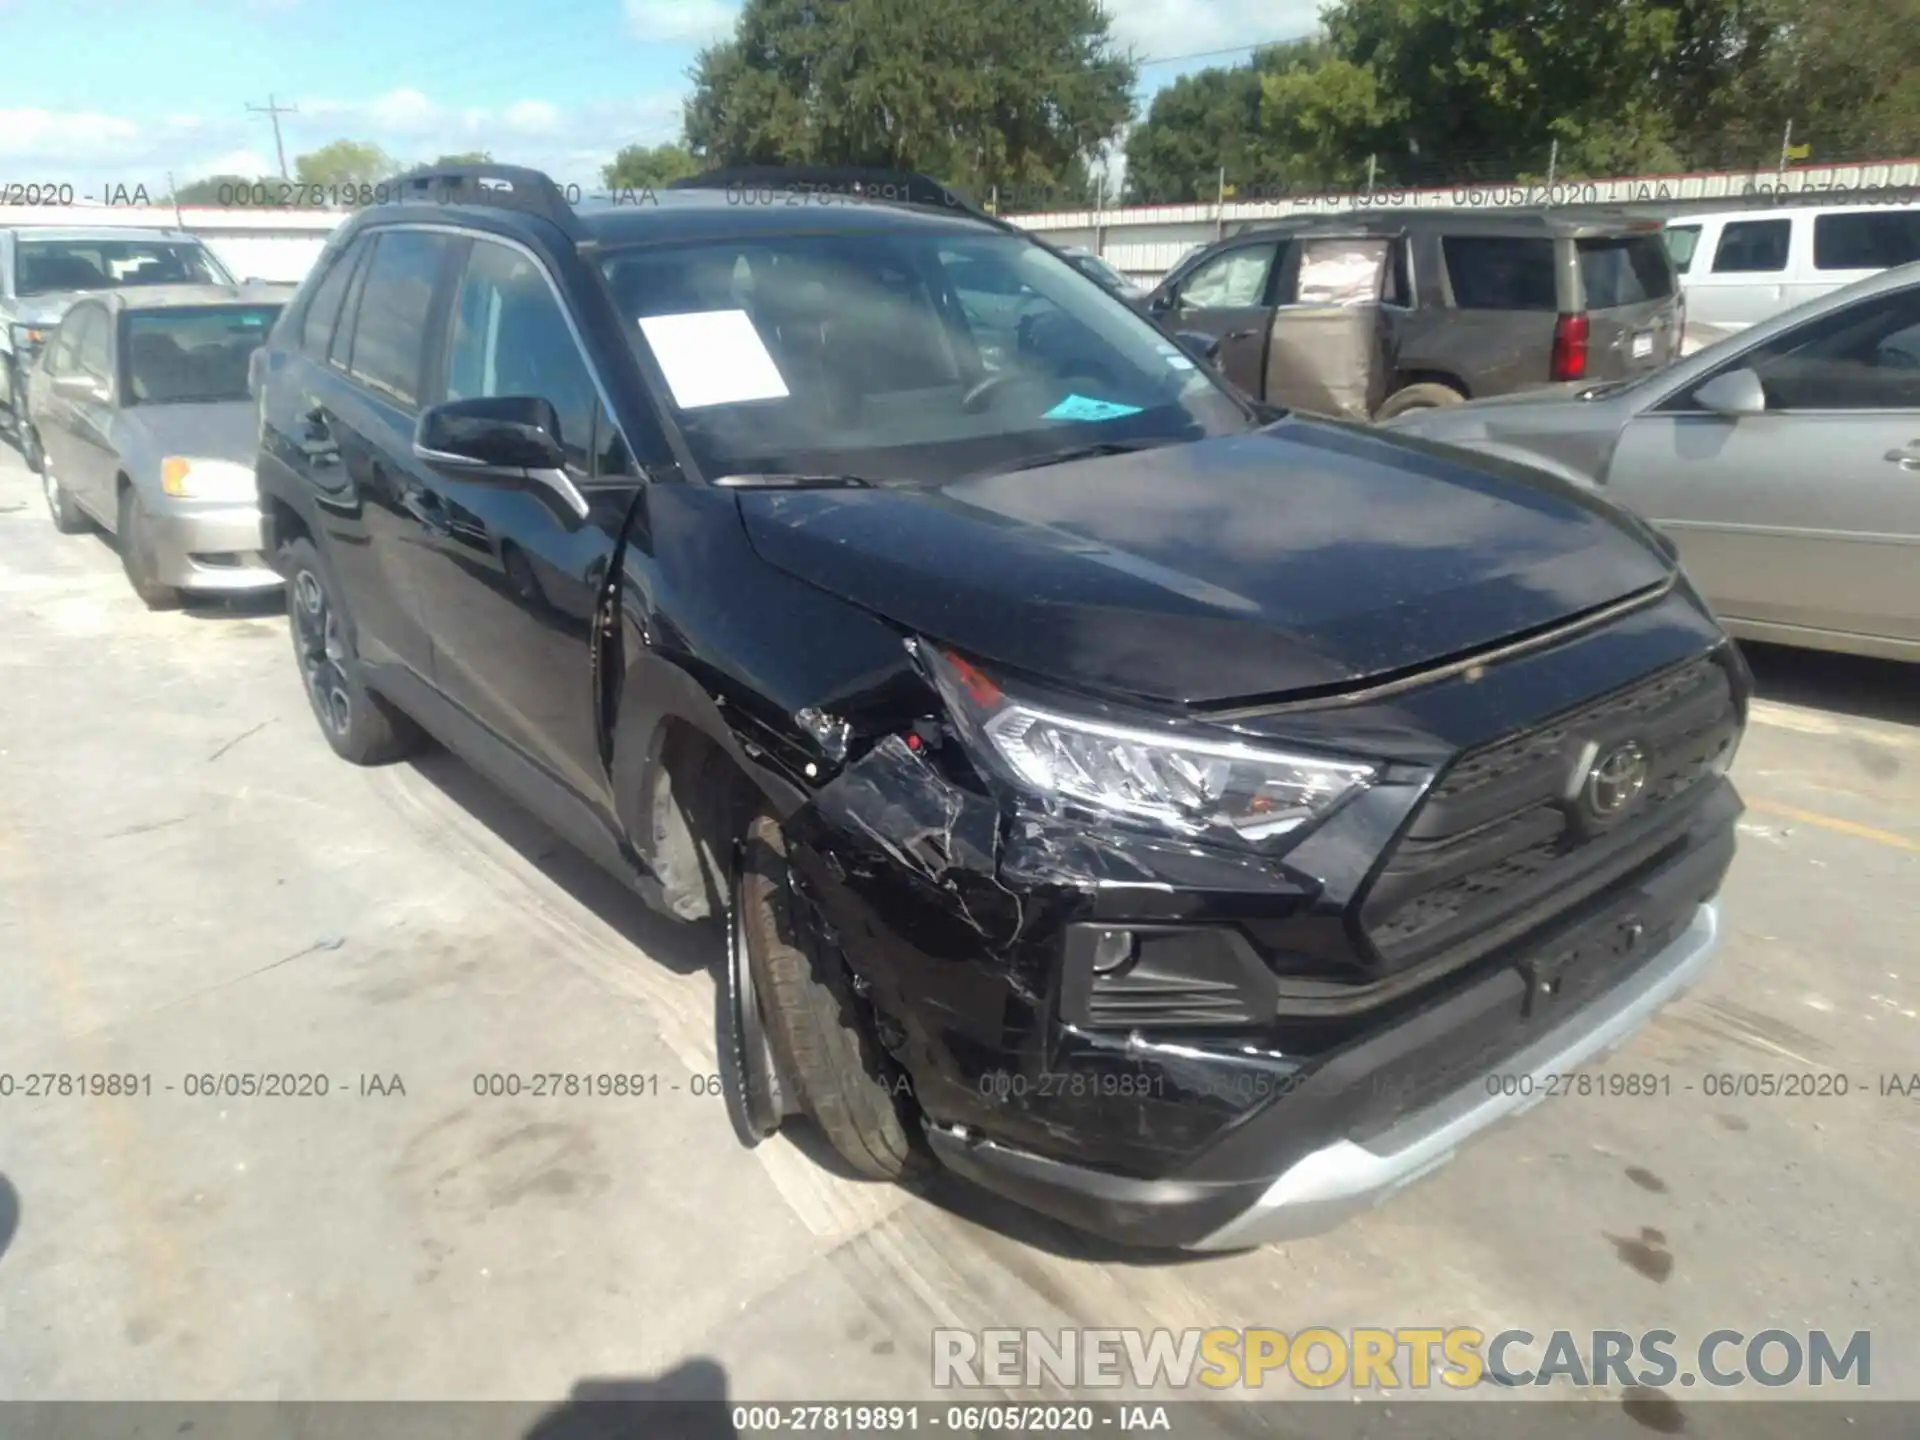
[23,284,289,608]
[1381,261,1920,664]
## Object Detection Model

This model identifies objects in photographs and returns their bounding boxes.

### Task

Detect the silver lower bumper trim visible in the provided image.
[1191,901,1721,1251]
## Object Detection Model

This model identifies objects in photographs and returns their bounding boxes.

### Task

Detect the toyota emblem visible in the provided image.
[1585,741,1650,817]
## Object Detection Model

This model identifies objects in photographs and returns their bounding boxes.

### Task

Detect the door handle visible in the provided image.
[1223,328,1260,341]
[1884,445,1920,471]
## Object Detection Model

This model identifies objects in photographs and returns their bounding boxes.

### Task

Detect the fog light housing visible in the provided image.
[1090,928,1137,975]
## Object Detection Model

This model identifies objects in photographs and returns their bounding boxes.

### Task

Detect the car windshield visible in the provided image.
[598,229,1251,484]
[16,239,234,297]
[122,305,282,404]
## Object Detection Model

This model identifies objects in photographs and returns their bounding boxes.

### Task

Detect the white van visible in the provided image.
[1664,203,1920,333]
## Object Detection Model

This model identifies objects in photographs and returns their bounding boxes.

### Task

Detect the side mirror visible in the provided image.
[416,395,565,473]
[1148,288,1178,315]
[1173,330,1224,363]
[1692,368,1767,417]
[53,373,105,402]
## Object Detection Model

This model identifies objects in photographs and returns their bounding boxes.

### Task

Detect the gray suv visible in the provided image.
[1144,209,1683,421]
[1,226,236,431]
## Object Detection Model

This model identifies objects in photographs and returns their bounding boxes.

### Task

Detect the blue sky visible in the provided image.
[0,0,1323,195]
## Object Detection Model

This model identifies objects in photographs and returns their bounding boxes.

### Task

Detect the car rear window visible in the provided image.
[1813,210,1920,271]
[1440,236,1557,310]
[1577,234,1676,307]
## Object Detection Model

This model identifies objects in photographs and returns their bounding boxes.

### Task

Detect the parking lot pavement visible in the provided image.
[1,435,1915,1422]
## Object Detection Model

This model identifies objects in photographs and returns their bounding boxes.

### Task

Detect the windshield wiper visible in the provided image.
[989,436,1184,476]
[711,472,877,490]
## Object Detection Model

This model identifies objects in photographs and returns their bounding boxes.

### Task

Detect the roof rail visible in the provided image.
[667,165,1017,231]
[385,163,581,236]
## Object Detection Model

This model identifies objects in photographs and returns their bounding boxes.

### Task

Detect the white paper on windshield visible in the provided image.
[637,309,790,409]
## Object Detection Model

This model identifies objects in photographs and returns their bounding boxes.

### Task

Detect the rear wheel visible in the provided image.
[279,536,426,765]
[735,813,921,1181]
[1376,382,1466,419]
[117,487,183,610]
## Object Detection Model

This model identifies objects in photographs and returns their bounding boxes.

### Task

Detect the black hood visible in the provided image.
[732,418,1673,707]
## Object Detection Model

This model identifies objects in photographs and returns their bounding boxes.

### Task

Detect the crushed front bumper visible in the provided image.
[929,901,1718,1250]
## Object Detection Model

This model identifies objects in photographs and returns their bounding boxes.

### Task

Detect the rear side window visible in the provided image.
[1813,211,1920,271]
[1441,236,1557,310]
[1711,220,1789,274]
[342,230,452,409]
[300,243,362,359]
[1665,225,1702,274]
[1577,235,1675,307]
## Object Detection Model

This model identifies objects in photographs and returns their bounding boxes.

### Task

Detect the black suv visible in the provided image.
[1145,210,1683,422]
[253,164,1746,1250]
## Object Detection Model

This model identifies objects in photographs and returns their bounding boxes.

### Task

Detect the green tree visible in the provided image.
[1123,39,1339,201]
[684,0,1136,196]
[602,142,701,189]
[294,140,399,189]
[431,151,493,166]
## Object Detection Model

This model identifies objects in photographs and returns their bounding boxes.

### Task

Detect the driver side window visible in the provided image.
[445,240,599,476]
[1723,286,1920,411]
[1178,243,1279,310]
[49,308,95,374]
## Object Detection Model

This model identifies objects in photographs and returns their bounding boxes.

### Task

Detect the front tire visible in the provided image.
[40,442,89,534]
[279,535,426,765]
[117,487,183,610]
[736,814,921,1181]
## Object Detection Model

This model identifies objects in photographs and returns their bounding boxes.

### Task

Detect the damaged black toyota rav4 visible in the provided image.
[254,164,1746,1250]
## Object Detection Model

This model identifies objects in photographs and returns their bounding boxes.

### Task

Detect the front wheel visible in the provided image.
[40,442,88,534]
[734,814,922,1181]
[279,536,426,765]
[117,487,183,610]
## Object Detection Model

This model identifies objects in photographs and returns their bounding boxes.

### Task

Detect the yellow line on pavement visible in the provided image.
[1748,800,1920,853]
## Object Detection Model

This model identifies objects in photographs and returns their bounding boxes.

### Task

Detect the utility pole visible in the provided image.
[1777,119,1793,176]
[247,94,298,180]
[1546,139,1559,194]
[1215,165,1226,241]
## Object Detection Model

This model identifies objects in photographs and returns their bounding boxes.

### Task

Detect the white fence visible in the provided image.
[7,154,1916,287]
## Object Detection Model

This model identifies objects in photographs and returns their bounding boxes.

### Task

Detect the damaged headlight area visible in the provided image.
[921,643,1377,842]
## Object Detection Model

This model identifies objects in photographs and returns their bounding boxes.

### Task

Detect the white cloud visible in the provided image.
[623,0,737,44]
[0,107,142,159]
[503,100,561,135]
[196,147,278,177]
[366,87,442,133]
[1101,0,1322,62]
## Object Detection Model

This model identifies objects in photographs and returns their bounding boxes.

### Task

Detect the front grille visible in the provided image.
[1360,652,1738,970]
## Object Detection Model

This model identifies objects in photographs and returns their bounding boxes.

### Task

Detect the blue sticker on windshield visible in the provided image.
[1044,394,1145,423]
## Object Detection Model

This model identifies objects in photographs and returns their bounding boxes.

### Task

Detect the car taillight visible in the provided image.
[1552,312,1590,381]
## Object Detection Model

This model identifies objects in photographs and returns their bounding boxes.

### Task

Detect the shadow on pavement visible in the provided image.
[0,1174,18,1262]
[1738,639,1920,730]
[524,1358,741,1439]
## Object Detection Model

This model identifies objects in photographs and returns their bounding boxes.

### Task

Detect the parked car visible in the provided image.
[24,283,290,608]
[1664,202,1920,335]
[1142,210,1683,421]
[1,226,238,432]
[254,163,1746,1250]
[1381,262,1920,664]
[1059,246,1147,302]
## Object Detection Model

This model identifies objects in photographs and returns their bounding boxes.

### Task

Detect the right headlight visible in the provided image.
[921,644,1376,842]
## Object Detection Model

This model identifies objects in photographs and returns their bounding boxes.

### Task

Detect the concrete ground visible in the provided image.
[0,435,1914,1432]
